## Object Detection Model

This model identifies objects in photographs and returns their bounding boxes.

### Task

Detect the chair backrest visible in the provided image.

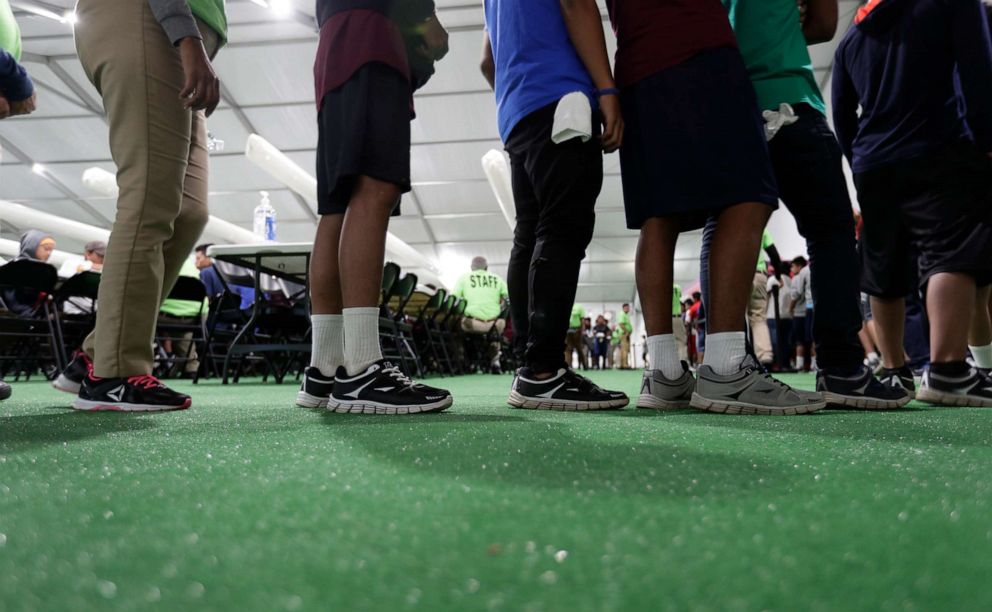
[166,276,208,303]
[56,271,101,301]
[389,273,418,320]
[432,293,454,324]
[0,259,59,293]
[381,262,401,306]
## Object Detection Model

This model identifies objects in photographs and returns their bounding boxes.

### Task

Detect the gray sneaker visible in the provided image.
[692,357,826,415]
[637,363,695,410]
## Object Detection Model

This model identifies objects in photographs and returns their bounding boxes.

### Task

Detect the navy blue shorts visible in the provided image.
[618,46,778,230]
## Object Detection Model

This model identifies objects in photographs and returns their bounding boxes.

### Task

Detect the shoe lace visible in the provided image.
[126,374,165,390]
[381,362,415,387]
[739,356,792,392]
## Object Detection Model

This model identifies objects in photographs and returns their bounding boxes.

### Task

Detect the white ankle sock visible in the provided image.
[647,334,682,379]
[969,343,992,369]
[310,314,344,377]
[703,332,747,375]
[343,307,382,376]
[796,356,805,370]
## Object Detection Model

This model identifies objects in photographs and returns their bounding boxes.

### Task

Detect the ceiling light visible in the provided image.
[270,0,292,18]
[63,11,77,25]
[248,0,269,7]
[31,163,46,175]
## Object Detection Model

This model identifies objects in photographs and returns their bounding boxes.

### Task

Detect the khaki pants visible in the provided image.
[672,316,688,363]
[565,329,586,368]
[749,271,773,364]
[76,0,218,377]
[461,317,505,363]
[619,333,631,368]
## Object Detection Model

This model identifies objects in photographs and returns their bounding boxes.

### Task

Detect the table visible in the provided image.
[206,243,313,384]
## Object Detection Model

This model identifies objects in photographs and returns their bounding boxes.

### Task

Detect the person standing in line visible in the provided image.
[54,0,226,411]
[833,0,992,406]
[297,0,453,414]
[452,257,509,374]
[617,303,633,369]
[564,302,587,370]
[671,286,688,364]
[591,315,612,370]
[788,256,813,372]
[607,0,823,414]
[701,0,907,409]
[748,230,782,368]
[482,0,629,410]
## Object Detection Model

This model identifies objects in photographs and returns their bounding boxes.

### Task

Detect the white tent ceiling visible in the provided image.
[0,0,862,301]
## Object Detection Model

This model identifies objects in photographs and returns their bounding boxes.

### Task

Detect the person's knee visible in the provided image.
[175,199,210,237]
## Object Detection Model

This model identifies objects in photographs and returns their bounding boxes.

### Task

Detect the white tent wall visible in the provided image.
[1,0,862,296]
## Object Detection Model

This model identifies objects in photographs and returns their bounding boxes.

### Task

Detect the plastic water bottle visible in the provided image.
[253,191,277,242]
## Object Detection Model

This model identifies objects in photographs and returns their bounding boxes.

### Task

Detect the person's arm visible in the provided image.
[0,49,34,107]
[831,47,858,163]
[481,32,496,91]
[952,0,992,154]
[147,0,220,115]
[801,0,838,45]
[559,0,623,153]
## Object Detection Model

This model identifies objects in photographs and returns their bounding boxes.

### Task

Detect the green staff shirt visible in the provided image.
[617,310,632,335]
[189,0,228,44]
[672,284,682,316]
[160,258,208,318]
[756,230,774,272]
[722,0,826,116]
[569,304,586,329]
[0,0,22,61]
[452,269,508,322]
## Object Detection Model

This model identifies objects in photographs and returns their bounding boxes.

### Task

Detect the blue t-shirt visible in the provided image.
[483,0,595,141]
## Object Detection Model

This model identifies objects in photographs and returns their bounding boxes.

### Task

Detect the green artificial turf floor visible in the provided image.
[1,371,991,611]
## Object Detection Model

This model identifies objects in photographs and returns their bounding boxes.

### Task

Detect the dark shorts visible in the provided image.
[619,46,778,230]
[855,144,992,297]
[792,315,810,346]
[316,62,411,216]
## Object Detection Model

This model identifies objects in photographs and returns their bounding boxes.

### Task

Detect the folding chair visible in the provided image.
[382,272,421,377]
[0,260,64,380]
[155,277,208,379]
[54,271,101,361]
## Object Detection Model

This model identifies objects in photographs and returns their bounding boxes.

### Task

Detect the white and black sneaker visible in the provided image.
[508,367,629,411]
[877,365,917,399]
[328,360,452,415]
[817,365,911,410]
[917,364,992,408]
[73,374,191,412]
[296,366,334,408]
[637,363,695,410]
[53,350,91,394]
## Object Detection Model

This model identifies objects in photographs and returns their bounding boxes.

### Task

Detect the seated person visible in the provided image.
[1,230,55,317]
[452,256,508,372]
[194,244,255,309]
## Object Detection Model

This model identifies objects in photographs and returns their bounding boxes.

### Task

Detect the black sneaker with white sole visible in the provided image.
[508,367,629,411]
[877,365,916,399]
[53,351,91,394]
[917,366,992,408]
[329,360,452,415]
[296,366,334,408]
[817,365,911,410]
[0,379,10,401]
[73,374,191,412]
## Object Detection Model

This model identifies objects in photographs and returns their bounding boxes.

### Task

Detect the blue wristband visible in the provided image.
[596,88,620,98]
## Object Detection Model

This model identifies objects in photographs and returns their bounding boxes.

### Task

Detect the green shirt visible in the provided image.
[672,284,682,316]
[452,269,508,321]
[757,230,774,272]
[617,310,633,335]
[189,0,228,43]
[722,0,826,116]
[0,0,22,61]
[569,304,586,329]
[160,258,207,318]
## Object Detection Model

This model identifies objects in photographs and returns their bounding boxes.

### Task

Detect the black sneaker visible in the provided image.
[918,367,992,408]
[0,379,10,401]
[329,360,452,415]
[817,365,911,410]
[508,367,629,411]
[73,374,191,412]
[877,366,917,399]
[53,351,91,394]
[296,366,334,408]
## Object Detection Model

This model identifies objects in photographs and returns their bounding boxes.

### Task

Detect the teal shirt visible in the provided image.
[722,0,826,115]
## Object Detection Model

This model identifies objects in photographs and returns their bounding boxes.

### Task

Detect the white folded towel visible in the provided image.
[552,92,593,144]
[762,103,800,142]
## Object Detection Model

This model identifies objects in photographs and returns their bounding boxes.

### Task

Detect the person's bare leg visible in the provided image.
[303,213,345,385]
[338,176,399,375]
[927,272,976,364]
[708,203,772,332]
[871,296,906,369]
[311,214,344,315]
[968,285,992,347]
[858,324,875,356]
[636,218,679,336]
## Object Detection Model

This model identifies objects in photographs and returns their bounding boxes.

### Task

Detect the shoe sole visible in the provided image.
[822,391,913,410]
[636,393,691,411]
[507,390,629,411]
[916,388,992,408]
[326,396,453,415]
[52,374,82,395]
[72,397,192,412]
[295,391,329,409]
[689,392,825,415]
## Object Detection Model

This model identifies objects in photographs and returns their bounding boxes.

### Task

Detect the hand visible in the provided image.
[8,92,36,116]
[0,94,9,120]
[598,93,624,153]
[178,37,220,116]
[418,15,449,61]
